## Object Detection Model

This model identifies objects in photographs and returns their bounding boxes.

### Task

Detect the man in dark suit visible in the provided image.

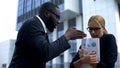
[8,2,86,68]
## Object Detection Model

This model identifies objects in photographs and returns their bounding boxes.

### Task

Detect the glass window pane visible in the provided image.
[57,22,64,38]
[68,18,77,53]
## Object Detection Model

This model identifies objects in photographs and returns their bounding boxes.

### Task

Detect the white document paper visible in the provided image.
[80,38,100,68]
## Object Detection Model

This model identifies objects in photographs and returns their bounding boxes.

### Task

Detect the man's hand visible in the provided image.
[64,27,86,40]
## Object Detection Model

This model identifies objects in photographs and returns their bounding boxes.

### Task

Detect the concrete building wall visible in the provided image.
[82,0,118,36]
[8,40,15,66]
[64,0,80,13]
[0,40,10,68]
[0,39,15,68]
[115,53,120,68]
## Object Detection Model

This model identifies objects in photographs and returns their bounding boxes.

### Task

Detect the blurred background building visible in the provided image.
[0,0,120,68]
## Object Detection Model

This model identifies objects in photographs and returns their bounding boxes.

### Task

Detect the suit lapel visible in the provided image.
[33,16,49,43]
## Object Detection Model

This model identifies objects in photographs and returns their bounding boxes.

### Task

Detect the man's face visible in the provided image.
[46,8,60,32]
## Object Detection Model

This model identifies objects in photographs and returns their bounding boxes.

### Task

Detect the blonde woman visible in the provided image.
[70,15,117,68]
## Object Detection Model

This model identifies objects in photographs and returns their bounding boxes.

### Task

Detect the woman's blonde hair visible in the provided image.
[88,15,108,34]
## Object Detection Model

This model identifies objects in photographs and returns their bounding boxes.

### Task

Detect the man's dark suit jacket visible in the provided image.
[8,16,70,68]
[70,34,118,68]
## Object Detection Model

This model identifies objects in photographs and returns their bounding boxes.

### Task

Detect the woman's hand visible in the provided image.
[73,47,98,68]
[79,47,98,68]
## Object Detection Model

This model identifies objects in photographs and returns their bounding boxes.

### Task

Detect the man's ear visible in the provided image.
[44,11,50,17]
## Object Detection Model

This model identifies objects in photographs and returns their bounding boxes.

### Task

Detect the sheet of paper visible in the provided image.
[80,38,100,68]
[81,38,100,60]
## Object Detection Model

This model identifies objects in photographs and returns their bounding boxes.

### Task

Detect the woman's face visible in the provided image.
[88,20,104,38]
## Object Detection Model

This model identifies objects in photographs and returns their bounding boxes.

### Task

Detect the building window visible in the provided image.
[118,4,120,19]
[35,0,40,8]
[26,0,32,12]
[18,0,24,16]
[48,32,53,43]
[2,64,6,68]
[68,18,77,53]
[57,22,64,38]
[68,18,76,27]
[59,55,64,68]
[69,53,76,63]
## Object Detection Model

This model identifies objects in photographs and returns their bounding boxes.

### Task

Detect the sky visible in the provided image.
[0,0,18,42]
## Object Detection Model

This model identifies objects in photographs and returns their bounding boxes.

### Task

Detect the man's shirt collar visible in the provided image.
[36,15,47,33]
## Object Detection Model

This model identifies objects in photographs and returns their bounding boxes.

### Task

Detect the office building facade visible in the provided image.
[0,0,120,68]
